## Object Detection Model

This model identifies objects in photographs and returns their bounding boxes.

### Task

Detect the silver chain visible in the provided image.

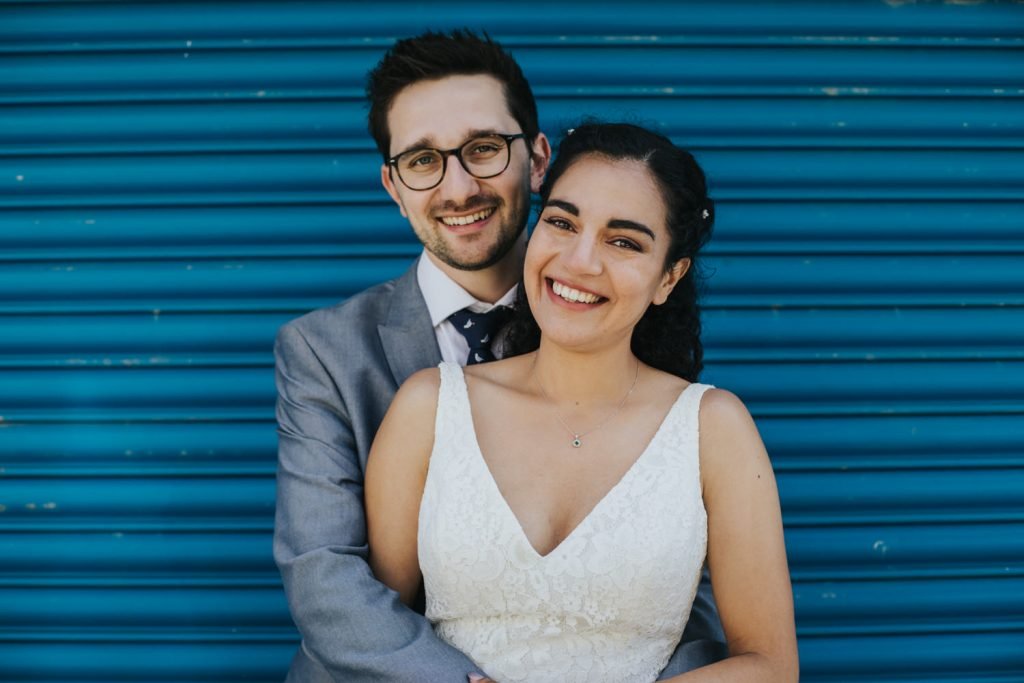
[533,359,640,448]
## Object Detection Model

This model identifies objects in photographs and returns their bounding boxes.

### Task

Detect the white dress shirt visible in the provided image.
[416,252,518,366]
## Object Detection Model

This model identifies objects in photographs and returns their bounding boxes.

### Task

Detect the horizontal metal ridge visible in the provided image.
[6,188,1021,210]
[9,137,1024,157]
[1,254,1023,311]
[0,521,274,532]
[3,201,1024,260]
[3,413,1021,474]
[795,629,1024,677]
[3,579,1023,636]
[4,243,1024,262]
[0,575,282,587]
[4,93,1023,154]
[3,35,1022,55]
[0,628,297,642]
[1,46,1020,106]
[797,621,1024,638]
[2,469,1021,525]
[3,406,1023,424]
[3,514,1022,533]
[0,524,1018,575]
[5,149,1023,184]
[7,349,1024,370]
[12,306,1022,357]
[5,152,1023,210]
[6,459,1021,478]
[4,1,1023,42]
[1,358,1022,410]
[4,86,1022,107]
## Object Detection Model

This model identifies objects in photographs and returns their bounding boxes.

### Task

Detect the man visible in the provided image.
[274,30,725,682]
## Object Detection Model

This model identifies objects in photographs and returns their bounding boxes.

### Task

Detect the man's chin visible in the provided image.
[437,252,507,272]
[431,235,523,272]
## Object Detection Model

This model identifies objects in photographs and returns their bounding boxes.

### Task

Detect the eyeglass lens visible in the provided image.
[395,135,512,190]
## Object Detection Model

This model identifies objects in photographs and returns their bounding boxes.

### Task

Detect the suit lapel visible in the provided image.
[378,262,443,387]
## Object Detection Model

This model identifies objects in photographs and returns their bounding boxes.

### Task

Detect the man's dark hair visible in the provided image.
[366,29,540,159]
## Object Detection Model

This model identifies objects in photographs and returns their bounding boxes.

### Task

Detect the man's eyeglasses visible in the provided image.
[387,133,526,191]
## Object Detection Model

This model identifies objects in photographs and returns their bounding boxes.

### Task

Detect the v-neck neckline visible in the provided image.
[457,367,695,560]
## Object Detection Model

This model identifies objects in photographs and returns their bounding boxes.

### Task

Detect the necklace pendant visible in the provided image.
[571,436,582,448]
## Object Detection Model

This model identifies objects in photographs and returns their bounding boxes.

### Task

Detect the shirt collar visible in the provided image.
[416,251,518,327]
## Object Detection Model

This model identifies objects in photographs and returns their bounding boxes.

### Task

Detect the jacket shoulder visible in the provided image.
[278,277,402,349]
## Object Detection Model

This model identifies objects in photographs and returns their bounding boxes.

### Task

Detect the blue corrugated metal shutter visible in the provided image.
[1,2,1021,680]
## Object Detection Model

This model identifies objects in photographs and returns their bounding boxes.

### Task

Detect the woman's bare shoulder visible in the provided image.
[463,353,535,392]
[372,367,442,465]
[698,387,771,482]
[396,365,442,403]
[388,366,458,426]
[699,386,753,427]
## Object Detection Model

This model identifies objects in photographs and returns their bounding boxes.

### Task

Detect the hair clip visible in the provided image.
[701,209,709,219]
[566,128,575,136]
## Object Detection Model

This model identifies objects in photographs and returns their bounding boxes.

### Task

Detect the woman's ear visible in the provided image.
[653,258,690,305]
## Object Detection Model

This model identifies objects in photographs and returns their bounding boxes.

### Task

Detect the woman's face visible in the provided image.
[524,154,689,353]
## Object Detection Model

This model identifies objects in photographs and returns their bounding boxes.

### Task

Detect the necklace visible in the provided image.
[533,359,640,448]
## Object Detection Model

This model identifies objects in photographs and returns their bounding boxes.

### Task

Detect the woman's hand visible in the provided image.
[468,674,496,683]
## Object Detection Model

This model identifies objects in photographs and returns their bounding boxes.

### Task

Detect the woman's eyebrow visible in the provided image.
[546,199,656,240]
[608,219,656,240]
[545,199,579,216]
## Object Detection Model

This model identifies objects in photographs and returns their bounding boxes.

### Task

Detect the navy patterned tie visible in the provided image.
[448,306,514,365]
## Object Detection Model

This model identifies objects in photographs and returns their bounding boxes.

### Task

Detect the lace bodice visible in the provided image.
[418,363,710,683]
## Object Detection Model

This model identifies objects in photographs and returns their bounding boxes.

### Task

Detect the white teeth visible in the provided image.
[440,208,495,226]
[552,280,601,304]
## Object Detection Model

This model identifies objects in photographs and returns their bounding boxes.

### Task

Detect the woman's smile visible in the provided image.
[547,277,606,306]
[524,154,683,350]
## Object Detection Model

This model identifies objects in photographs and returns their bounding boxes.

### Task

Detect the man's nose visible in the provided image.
[437,155,481,203]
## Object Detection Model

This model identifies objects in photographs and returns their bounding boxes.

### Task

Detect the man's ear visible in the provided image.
[380,164,408,218]
[653,258,691,306]
[529,133,552,194]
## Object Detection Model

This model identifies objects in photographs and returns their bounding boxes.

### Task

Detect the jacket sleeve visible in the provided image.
[272,321,480,682]
[657,568,729,678]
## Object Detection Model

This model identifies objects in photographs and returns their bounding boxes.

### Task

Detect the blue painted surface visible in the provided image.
[1,1,1022,680]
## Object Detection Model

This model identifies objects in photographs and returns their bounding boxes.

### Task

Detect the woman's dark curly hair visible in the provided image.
[503,122,715,381]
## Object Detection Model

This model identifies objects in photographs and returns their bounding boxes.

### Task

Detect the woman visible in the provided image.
[365,123,798,682]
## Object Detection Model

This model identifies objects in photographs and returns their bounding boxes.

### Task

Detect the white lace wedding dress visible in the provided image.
[418,362,711,683]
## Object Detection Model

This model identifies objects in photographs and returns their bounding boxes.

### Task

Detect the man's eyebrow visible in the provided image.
[465,128,503,140]
[608,219,656,240]
[393,136,433,156]
[394,130,504,156]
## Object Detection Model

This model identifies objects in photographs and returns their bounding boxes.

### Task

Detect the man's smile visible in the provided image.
[439,207,496,227]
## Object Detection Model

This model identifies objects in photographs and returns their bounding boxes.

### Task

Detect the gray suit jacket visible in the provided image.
[273,261,727,682]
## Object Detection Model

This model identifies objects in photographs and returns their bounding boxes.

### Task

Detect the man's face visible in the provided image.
[381,75,548,273]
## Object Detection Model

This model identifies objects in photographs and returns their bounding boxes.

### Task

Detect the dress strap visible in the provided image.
[681,382,714,420]
[435,360,469,413]
[432,361,473,462]
[659,382,714,473]
[436,361,466,395]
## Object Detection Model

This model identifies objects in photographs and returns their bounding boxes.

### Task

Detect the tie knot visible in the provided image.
[448,306,513,365]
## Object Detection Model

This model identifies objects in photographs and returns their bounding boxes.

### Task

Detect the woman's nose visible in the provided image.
[563,236,602,275]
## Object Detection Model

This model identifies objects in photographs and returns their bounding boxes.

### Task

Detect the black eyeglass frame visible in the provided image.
[386,133,527,191]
